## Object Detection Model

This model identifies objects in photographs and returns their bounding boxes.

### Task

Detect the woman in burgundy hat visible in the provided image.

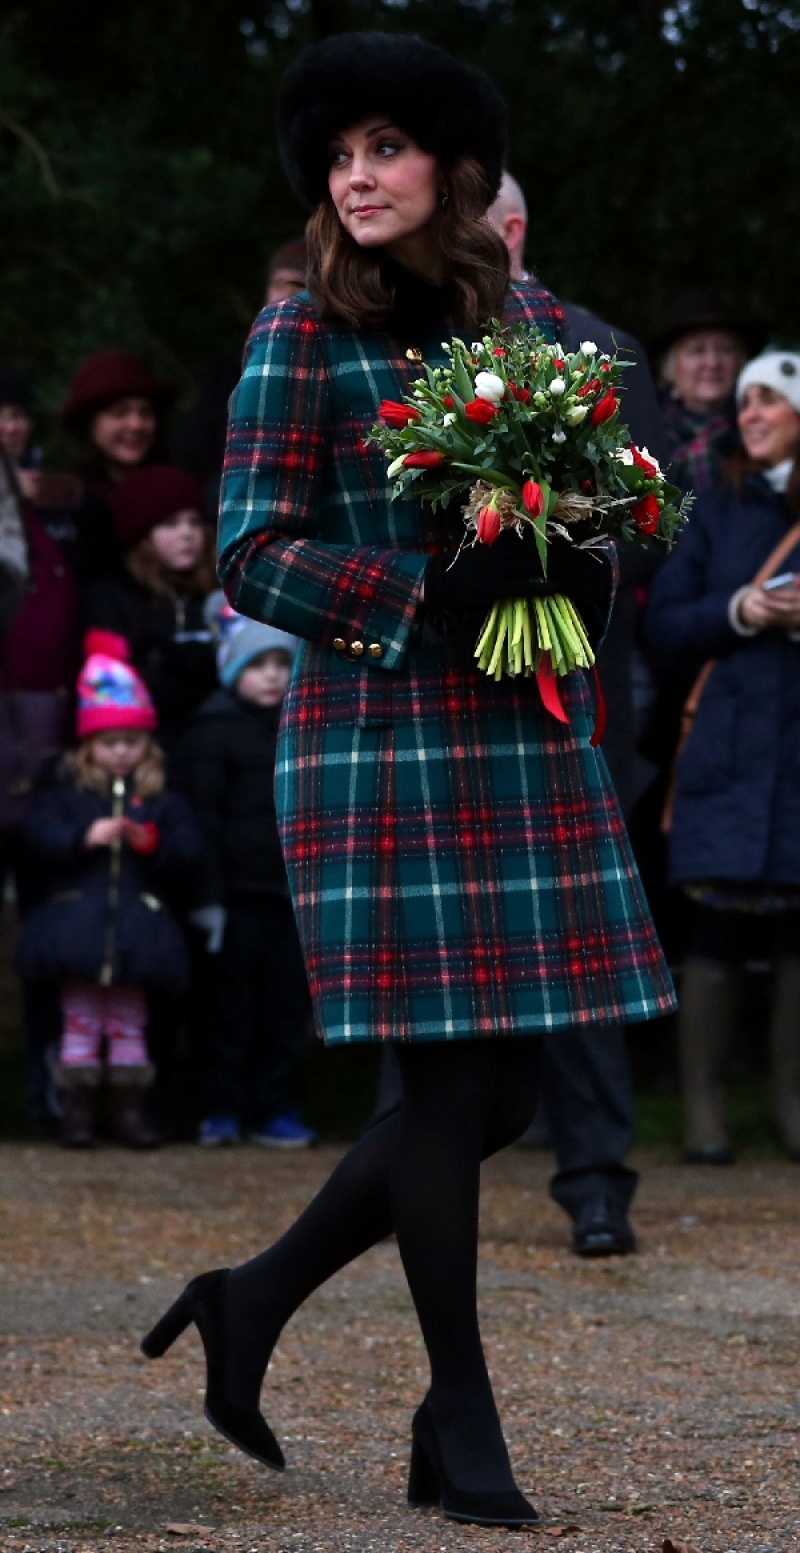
[82,463,217,755]
[39,351,179,581]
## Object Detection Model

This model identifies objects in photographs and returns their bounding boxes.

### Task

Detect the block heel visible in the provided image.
[141,1291,192,1358]
[407,1433,440,1506]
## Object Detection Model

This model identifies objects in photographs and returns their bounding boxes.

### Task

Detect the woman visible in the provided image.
[646,351,800,1165]
[651,288,764,496]
[83,464,217,756]
[55,350,177,577]
[142,33,674,1528]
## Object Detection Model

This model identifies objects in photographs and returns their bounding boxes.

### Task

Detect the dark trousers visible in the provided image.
[541,1026,637,1219]
[202,894,312,1126]
[368,1026,638,1222]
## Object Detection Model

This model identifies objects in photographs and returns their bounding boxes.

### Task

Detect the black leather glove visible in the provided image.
[424,531,549,613]
[546,539,613,610]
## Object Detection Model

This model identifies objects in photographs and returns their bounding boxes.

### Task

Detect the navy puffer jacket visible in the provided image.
[644,474,800,887]
[16,761,203,992]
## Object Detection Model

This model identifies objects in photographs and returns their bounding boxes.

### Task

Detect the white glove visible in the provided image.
[188,904,227,954]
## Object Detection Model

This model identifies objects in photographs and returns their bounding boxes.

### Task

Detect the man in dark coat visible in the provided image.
[483,172,671,1254]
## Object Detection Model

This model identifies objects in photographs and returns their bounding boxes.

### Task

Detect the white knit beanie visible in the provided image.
[737,351,800,413]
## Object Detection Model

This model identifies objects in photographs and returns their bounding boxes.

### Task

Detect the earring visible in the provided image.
[440,189,449,207]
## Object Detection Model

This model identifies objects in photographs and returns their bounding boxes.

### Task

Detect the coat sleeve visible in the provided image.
[24,782,92,865]
[217,300,427,672]
[174,722,229,904]
[642,501,740,678]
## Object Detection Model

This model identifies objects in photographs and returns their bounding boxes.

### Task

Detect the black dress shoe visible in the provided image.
[572,1196,636,1258]
[682,1144,735,1165]
[408,1399,538,1528]
[141,1268,284,1470]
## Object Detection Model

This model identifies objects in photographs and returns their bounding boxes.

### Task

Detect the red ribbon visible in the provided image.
[535,659,607,748]
[536,658,569,724]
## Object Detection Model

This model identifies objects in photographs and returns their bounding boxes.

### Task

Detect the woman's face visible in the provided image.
[738,384,800,469]
[327,117,440,265]
[668,328,743,414]
[90,396,157,473]
[0,404,33,461]
[148,509,207,573]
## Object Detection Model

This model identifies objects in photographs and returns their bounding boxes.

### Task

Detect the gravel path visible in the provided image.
[0,1142,797,1553]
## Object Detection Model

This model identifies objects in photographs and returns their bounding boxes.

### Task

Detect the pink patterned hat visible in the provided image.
[76,631,157,738]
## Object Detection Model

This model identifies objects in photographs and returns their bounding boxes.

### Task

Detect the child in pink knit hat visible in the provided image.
[16,632,203,1147]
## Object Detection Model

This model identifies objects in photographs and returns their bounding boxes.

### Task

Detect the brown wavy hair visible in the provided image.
[306,156,509,331]
[66,736,165,797]
[125,525,217,599]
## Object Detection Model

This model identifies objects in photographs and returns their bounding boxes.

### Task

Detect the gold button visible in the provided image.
[368,642,384,659]
[350,640,365,657]
[333,637,346,652]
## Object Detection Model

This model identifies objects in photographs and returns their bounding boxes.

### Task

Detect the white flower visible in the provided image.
[387,455,407,479]
[549,379,566,397]
[552,430,567,444]
[474,371,506,403]
[442,412,456,427]
[565,404,588,425]
[638,445,662,473]
[614,447,634,465]
[471,342,486,355]
[580,340,598,355]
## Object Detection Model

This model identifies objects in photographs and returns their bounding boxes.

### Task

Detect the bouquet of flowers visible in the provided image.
[369,326,691,709]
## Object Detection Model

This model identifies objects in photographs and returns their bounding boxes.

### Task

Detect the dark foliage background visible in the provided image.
[1,0,798,446]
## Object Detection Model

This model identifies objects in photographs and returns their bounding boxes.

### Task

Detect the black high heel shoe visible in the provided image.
[141,1268,284,1471]
[408,1399,538,1528]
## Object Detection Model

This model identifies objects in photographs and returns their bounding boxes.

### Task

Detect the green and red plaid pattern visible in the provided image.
[219,284,675,1044]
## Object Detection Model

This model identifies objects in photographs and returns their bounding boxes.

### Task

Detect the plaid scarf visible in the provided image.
[658,389,738,495]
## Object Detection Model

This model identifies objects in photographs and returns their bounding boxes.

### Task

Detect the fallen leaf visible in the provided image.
[165,1526,208,1538]
[663,1539,703,1553]
[543,1526,581,1537]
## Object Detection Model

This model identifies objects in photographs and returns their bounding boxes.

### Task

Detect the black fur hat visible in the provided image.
[277,31,508,211]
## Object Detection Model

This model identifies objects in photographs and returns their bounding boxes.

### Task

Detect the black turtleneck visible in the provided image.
[380,257,465,342]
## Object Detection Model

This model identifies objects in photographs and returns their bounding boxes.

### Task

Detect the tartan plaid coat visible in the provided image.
[218,280,675,1045]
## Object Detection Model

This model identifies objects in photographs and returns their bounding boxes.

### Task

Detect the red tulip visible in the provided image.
[378,399,420,428]
[492,347,506,357]
[591,391,618,425]
[577,378,602,398]
[476,504,502,544]
[464,399,498,424]
[403,450,445,468]
[509,382,531,403]
[521,479,545,518]
[443,396,455,409]
[632,493,659,533]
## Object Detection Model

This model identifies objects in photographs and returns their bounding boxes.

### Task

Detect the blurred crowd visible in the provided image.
[1,213,799,1172]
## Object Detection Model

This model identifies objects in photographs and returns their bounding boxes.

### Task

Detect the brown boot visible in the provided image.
[55,1064,100,1148]
[108,1065,160,1148]
[769,956,800,1159]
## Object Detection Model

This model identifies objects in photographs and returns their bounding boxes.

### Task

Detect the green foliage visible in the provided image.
[0,0,796,437]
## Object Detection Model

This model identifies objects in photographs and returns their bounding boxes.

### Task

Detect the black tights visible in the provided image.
[225,1038,541,1489]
